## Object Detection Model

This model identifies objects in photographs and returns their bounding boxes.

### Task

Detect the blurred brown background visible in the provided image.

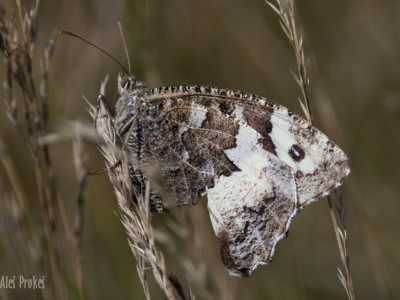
[0,0,399,299]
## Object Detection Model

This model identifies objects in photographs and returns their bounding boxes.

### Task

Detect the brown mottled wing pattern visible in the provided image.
[139,97,241,208]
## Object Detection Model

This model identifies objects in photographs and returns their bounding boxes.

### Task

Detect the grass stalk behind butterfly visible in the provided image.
[0,1,86,299]
[267,1,355,299]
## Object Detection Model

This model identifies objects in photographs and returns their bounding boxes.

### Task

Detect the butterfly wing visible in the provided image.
[115,80,350,275]
[132,86,350,207]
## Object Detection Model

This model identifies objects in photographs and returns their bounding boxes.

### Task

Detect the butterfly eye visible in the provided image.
[120,77,130,89]
[288,144,305,162]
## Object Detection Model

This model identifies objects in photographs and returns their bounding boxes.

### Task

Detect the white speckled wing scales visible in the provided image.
[207,142,298,276]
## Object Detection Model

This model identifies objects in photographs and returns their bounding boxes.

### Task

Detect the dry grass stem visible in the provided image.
[90,79,186,299]
[72,135,88,298]
[1,1,63,298]
[1,1,89,299]
[266,0,312,123]
[267,1,355,299]
[328,194,356,300]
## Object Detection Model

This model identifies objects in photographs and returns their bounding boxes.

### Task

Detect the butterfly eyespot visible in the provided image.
[288,144,305,162]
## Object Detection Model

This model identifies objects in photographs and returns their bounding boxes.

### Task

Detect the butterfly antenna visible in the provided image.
[117,21,131,74]
[59,31,129,74]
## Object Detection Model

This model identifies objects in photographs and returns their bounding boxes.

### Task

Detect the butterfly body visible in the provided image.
[112,74,350,276]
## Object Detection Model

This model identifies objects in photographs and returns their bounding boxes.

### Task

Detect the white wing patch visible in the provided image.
[207,121,298,276]
[270,112,317,174]
[208,121,275,229]
[234,104,244,120]
[179,104,208,134]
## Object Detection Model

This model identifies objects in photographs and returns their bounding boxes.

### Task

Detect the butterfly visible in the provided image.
[103,74,350,277]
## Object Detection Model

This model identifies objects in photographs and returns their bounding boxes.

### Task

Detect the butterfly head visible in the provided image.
[114,74,147,134]
[118,74,146,96]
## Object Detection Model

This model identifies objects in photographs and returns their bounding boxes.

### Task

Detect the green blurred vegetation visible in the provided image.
[0,0,399,299]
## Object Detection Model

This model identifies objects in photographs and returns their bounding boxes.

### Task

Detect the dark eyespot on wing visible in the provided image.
[288,144,305,161]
